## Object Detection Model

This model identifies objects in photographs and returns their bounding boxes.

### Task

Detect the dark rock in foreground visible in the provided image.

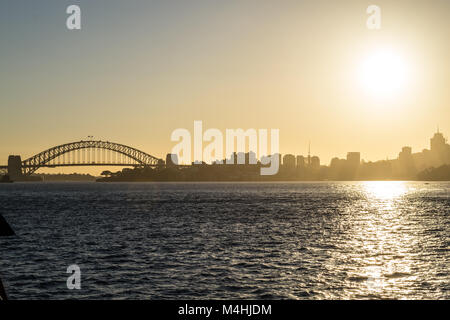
[0,214,15,237]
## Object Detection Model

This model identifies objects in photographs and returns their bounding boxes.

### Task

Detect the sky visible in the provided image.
[1,0,449,174]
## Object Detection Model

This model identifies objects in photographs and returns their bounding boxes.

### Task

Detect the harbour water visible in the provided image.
[0,181,448,299]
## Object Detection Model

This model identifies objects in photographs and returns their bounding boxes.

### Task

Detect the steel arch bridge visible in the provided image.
[17,140,163,175]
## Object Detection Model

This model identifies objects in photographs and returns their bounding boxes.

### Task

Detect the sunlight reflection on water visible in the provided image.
[336,181,437,299]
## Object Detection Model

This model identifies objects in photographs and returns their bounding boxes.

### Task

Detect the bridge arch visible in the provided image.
[21,140,163,175]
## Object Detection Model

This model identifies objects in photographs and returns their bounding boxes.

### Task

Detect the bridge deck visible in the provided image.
[21,163,148,168]
[1,164,189,169]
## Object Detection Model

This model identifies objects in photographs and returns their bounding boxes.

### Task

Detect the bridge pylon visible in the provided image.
[7,155,23,180]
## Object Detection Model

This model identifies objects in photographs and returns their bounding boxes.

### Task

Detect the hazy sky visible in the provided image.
[1,0,449,174]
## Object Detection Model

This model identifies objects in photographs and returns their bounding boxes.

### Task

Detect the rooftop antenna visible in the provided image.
[308,141,311,166]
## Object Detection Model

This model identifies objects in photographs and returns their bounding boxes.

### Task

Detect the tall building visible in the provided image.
[276,153,282,167]
[227,152,238,165]
[310,156,320,169]
[283,154,296,169]
[405,130,450,171]
[429,130,450,165]
[398,147,412,161]
[430,131,446,152]
[346,152,360,168]
[296,155,305,168]
[236,152,246,165]
[248,151,257,164]
[330,157,344,169]
[397,146,415,177]
[166,153,178,167]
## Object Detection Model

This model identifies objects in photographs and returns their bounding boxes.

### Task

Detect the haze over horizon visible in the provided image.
[1,0,449,174]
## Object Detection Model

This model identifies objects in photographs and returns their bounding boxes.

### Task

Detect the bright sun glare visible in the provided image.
[358,49,410,97]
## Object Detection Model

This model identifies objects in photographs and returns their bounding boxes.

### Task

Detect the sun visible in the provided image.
[358,49,410,97]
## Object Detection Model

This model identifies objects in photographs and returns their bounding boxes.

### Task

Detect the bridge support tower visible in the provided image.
[8,155,23,180]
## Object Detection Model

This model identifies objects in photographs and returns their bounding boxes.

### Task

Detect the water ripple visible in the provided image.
[0,181,449,299]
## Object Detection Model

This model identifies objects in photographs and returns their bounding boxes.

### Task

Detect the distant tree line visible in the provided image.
[417,165,450,181]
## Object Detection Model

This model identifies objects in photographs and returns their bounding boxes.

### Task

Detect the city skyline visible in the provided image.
[94,128,450,181]
[3,129,448,180]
